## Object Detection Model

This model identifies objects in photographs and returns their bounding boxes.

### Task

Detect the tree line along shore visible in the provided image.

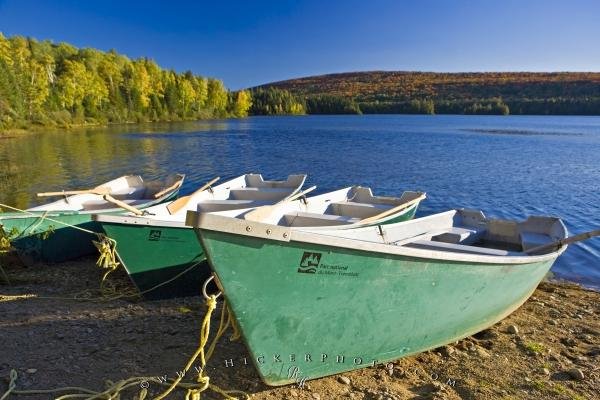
[2,34,600,133]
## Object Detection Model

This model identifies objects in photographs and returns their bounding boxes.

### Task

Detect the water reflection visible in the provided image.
[1,115,599,290]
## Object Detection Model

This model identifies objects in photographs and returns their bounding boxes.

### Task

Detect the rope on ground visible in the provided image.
[1,296,250,400]
[0,202,205,301]
[0,202,133,299]
[154,294,248,400]
[0,294,37,302]
[0,257,207,303]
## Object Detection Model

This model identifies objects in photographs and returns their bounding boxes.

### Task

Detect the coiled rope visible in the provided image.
[1,202,210,301]
[0,203,130,297]
[1,201,210,302]
[1,205,249,398]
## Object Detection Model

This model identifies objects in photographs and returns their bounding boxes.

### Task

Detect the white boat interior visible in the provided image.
[212,186,426,228]
[192,208,568,261]
[28,174,184,213]
[299,209,568,257]
[98,173,307,223]
[193,174,307,213]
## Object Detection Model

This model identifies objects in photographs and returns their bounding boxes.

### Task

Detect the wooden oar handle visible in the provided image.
[37,188,111,197]
[167,176,220,215]
[359,193,426,224]
[192,176,220,196]
[280,186,317,203]
[153,175,185,199]
[524,229,600,255]
[103,194,144,216]
[244,186,318,222]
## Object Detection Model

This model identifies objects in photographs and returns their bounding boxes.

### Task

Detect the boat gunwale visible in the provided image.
[0,194,175,220]
[92,173,307,224]
[0,175,183,219]
[93,185,421,229]
[92,214,188,228]
[190,211,568,266]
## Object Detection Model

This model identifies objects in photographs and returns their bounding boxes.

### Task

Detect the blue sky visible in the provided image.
[1,0,599,89]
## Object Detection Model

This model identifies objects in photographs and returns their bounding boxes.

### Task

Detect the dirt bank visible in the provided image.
[1,257,598,399]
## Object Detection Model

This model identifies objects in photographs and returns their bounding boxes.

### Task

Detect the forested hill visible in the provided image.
[0,34,252,130]
[258,71,600,115]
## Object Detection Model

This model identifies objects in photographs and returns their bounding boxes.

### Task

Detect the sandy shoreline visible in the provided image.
[1,257,598,400]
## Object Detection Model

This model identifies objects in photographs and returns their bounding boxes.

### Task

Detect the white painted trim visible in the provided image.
[93,214,188,228]
[193,211,567,265]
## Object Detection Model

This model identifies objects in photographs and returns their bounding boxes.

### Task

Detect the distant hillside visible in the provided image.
[257,71,600,115]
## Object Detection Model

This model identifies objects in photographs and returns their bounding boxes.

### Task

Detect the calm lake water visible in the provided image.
[1,115,599,289]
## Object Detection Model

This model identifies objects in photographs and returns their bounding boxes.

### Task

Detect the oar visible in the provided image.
[167,176,220,215]
[279,185,317,204]
[153,174,185,199]
[524,229,600,255]
[359,193,427,224]
[37,188,111,197]
[243,186,317,222]
[103,194,144,216]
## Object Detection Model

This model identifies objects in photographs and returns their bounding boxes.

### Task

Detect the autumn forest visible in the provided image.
[0,34,252,130]
[2,34,600,132]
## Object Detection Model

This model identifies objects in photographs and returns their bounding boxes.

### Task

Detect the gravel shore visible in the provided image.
[1,257,598,399]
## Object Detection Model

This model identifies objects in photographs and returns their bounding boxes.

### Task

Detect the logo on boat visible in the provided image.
[298,252,321,273]
[148,230,162,241]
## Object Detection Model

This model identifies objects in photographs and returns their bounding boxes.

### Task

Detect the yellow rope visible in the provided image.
[0,294,37,302]
[26,210,50,237]
[92,235,121,288]
[1,297,250,400]
[0,202,134,299]
[155,296,247,400]
[0,203,99,235]
[0,202,206,301]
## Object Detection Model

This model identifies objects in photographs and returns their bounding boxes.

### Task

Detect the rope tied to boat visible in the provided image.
[92,235,120,284]
[0,202,123,292]
[156,279,245,400]
[1,295,248,399]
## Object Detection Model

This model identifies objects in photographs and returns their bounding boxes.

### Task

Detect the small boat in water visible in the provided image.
[93,174,307,299]
[0,174,184,264]
[188,208,595,385]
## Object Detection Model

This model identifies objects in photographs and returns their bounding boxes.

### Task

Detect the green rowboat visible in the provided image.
[94,182,424,300]
[93,174,308,299]
[188,209,570,385]
[0,174,184,264]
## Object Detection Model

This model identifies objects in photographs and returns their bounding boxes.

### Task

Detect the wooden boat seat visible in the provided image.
[405,240,518,256]
[520,232,553,252]
[230,188,293,201]
[328,201,391,219]
[430,226,485,245]
[282,212,361,227]
[197,200,270,213]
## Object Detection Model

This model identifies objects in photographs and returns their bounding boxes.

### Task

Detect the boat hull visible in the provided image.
[198,228,557,385]
[0,191,179,264]
[98,222,208,300]
[0,212,103,264]
[95,202,417,300]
